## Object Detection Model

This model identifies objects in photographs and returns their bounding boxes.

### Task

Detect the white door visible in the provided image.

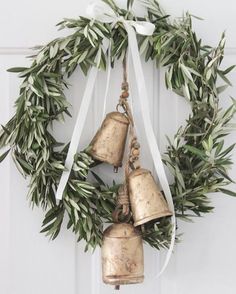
[1,1,236,294]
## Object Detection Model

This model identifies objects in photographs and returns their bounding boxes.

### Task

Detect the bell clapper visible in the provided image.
[141,225,145,234]
[115,285,120,290]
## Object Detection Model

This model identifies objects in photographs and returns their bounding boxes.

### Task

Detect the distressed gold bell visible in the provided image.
[89,112,129,170]
[128,168,172,227]
[102,223,144,288]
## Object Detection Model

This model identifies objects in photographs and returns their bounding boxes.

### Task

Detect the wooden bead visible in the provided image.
[122,82,129,90]
[133,142,140,149]
[132,149,140,156]
[121,91,129,98]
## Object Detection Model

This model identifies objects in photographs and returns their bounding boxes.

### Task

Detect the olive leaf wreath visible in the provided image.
[0,0,235,252]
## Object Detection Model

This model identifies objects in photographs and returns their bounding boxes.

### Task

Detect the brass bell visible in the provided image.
[102,223,144,288]
[89,112,129,170]
[128,168,172,227]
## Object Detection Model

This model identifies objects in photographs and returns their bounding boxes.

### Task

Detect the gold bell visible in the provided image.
[89,112,129,170]
[102,223,144,288]
[128,168,172,227]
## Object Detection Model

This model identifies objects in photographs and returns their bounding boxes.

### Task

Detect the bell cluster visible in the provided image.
[88,71,172,289]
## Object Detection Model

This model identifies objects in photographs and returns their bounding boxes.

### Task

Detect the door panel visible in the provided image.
[0,1,235,293]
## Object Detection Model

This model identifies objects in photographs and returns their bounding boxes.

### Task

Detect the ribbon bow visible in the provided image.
[86,1,155,36]
[56,0,175,279]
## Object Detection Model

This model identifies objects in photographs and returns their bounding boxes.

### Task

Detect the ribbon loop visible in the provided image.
[86,1,117,22]
[130,21,155,36]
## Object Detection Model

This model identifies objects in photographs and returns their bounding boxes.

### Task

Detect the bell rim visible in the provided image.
[134,210,173,227]
[89,151,123,167]
[103,275,144,285]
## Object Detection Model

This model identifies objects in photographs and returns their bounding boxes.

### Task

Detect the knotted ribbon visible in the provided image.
[56,0,176,278]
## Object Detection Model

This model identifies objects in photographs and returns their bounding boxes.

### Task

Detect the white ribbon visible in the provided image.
[102,41,112,119]
[56,66,98,200]
[56,0,176,277]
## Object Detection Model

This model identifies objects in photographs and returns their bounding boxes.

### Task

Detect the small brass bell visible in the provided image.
[128,168,172,227]
[89,112,129,170]
[102,223,144,288]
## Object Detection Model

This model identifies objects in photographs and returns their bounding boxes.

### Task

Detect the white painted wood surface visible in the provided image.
[0,1,236,293]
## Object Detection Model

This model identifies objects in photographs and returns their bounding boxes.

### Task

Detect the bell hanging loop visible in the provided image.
[112,184,131,223]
